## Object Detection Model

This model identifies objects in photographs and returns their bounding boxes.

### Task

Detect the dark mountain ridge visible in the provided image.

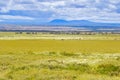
[49,19,120,27]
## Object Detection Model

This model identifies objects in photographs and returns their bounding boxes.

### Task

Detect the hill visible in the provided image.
[49,19,120,27]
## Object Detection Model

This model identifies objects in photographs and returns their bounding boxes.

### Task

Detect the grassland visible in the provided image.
[0,32,120,80]
[0,32,120,40]
[0,40,120,54]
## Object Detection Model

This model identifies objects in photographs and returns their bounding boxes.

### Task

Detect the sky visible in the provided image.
[0,0,120,23]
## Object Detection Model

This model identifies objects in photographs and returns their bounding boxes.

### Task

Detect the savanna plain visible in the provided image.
[0,32,120,80]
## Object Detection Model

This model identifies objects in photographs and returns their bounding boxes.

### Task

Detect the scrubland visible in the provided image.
[0,32,120,80]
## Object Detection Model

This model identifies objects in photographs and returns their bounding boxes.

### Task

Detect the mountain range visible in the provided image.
[0,19,120,27]
[0,19,120,32]
[49,19,120,27]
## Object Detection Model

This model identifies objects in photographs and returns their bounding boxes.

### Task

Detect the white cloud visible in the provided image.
[0,15,34,20]
[0,0,120,22]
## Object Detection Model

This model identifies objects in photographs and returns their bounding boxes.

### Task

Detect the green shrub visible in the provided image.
[96,64,120,76]
[40,64,64,70]
[116,56,120,61]
[66,63,90,73]
[60,52,78,57]
[49,52,57,55]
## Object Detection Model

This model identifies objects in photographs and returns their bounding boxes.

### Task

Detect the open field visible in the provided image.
[0,40,120,54]
[0,52,120,80]
[0,32,120,40]
[0,32,120,80]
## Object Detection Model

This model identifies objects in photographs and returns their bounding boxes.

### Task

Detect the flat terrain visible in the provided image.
[0,32,120,40]
[0,40,120,54]
[0,32,120,80]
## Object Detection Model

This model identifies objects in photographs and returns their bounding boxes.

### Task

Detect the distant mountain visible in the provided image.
[1,19,120,28]
[50,19,68,23]
[49,19,120,27]
[0,19,120,32]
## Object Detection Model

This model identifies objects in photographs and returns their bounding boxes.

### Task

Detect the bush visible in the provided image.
[60,52,78,57]
[49,52,57,55]
[66,63,90,73]
[96,64,120,76]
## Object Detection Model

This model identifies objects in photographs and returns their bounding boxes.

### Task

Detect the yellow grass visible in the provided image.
[0,40,120,54]
[0,32,120,80]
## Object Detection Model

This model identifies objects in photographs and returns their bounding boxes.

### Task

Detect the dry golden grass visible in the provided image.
[0,40,120,54]
[0,32,120,80]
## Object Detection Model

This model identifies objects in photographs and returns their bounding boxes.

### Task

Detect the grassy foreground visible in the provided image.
[0,33,120,80]
[0,39,119,80]
[0,51,120,80]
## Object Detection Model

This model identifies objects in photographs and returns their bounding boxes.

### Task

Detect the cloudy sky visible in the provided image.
[0,0,120,23]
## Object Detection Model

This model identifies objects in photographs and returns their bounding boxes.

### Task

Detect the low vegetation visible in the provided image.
[0,52,120,80]
[0,40,120,54]
[0,32,119,80]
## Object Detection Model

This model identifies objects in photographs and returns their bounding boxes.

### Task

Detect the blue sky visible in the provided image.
[0,0,120,23]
